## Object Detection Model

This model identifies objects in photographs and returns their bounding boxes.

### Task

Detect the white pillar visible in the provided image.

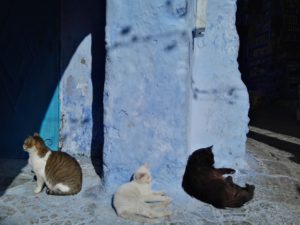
[190,0,249,169]
[104,0,194,185]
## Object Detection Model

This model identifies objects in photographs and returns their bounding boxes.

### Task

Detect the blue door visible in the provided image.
[0,0,60,158]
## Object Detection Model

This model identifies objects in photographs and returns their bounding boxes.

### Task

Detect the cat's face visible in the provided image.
[134,165,152,184]
[23,136,35,152]
[23,133,45,152]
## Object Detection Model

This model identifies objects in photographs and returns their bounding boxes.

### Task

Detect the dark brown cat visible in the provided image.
[23,132,82,195]
[182,146,255,208]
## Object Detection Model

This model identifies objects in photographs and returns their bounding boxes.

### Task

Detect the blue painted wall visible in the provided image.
[0,0,249,191]
[104,0,194,185]
[0,0,106,162]
[190,0,249,170]
[0,0,105,195]
[40,86,60,151]
[103,0,249,186]
[59,0,106,177]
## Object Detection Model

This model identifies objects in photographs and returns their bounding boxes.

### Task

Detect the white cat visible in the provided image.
[113,164,172,223]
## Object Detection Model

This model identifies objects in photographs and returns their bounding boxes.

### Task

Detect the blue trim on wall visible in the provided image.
[40,85,60,151]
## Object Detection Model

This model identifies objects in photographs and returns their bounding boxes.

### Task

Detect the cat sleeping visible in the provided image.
[113,164,172,223]
[23,133,82,195]
[182,146,255,208]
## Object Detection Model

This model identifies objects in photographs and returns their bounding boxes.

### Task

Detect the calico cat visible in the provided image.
[23,132,82,195]
[182,146,255,208]
[113,164,172,223]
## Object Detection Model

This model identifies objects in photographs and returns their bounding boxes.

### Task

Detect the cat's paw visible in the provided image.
[164,196,172,204]
[227,169,236,174]
[163,210,172,217]
[155,191,167,196]
[245,183,255,191]
[34,187,42,193]
[46,188,53,195]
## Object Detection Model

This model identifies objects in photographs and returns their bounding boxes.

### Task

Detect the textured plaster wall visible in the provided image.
[60,35,93,156]
[59,0,106,164]
[190,0,249,169]
[104,0,194,184]
[58,0,249,184]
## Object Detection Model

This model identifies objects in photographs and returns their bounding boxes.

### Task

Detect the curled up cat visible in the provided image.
[23,132,82,195]
[113,164,172,223]
[182,146,255,208]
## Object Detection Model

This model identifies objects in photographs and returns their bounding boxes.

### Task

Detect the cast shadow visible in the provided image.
[62,0,106,178]
[248,131,300,164]
[0,0,61,196]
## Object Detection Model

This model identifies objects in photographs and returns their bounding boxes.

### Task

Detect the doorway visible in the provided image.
[236,0,300,162]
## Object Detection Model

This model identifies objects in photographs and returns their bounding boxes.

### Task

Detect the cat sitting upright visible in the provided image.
[23,132,82,195]
[113,164,172,223]
[182,146,255,208]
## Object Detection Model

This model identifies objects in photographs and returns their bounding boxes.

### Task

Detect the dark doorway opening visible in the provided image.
[236,0,300,163]
[0,0,106,195]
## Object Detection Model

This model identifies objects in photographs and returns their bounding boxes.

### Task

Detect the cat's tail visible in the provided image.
[226,184,255,208]
[46,188,81,196]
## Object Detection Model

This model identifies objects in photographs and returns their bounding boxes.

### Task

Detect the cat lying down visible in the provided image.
[23,133,82,195]
[182,146,255,208]
[113,164,172,223]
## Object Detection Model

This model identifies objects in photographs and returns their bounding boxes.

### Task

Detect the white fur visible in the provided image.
[113,165,172,223]
[27,147,51,193]
[54,183,70,192]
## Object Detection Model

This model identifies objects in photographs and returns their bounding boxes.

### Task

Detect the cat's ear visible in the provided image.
[33,132,39,137]
[208,145,213,150]
[144,163,150,169]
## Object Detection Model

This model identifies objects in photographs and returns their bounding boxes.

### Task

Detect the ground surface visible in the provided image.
[1,127,300,225]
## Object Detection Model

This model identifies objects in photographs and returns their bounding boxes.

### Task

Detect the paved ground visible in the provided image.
[1,127,300,225]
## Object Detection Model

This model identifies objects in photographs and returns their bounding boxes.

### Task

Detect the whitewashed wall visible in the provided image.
[190,0,249,169]
[104,0,195,185]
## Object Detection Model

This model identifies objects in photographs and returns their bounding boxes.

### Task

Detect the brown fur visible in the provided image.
[45,151,82,195]
[23,133,82,195]
[182,146,255,208]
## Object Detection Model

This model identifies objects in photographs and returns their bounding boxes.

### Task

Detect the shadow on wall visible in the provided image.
[0,0,106,195]
[61,0,106,179]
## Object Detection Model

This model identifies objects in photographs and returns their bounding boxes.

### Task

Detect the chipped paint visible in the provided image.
[59,34,93,156]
